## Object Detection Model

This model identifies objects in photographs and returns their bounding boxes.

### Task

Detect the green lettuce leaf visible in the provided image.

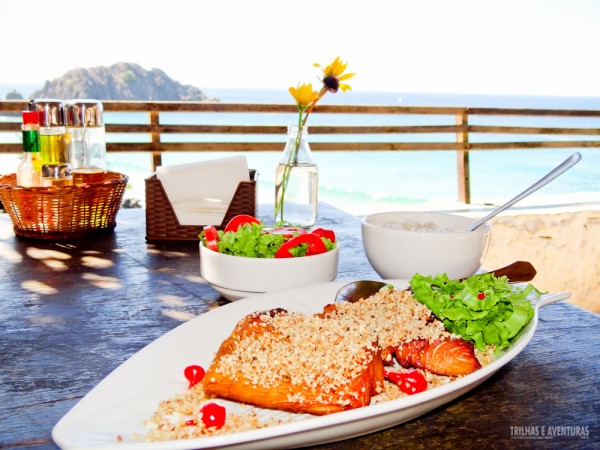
[200,222,336,258]
[409,272,536,351]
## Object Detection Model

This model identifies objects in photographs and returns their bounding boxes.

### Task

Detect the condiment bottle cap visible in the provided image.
[64,99,104,127]
[28,99,65,127]
[42,163,72,178]
[22,110,39,125]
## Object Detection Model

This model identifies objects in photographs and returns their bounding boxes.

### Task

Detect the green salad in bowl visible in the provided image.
[200,214,337,258]
[199,215,339,301]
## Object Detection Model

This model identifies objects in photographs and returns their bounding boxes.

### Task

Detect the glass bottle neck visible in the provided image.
[288,125,308,136]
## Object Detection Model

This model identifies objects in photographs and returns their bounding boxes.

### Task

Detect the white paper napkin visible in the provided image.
[155,156,249,225]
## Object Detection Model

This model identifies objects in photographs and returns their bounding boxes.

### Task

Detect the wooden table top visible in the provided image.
[1,204,598,450]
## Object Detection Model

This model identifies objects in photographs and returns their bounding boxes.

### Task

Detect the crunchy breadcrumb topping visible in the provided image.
[212,310,378,403]
[327,288,453,347]
[141,288,495,442]
[143,384,293,441]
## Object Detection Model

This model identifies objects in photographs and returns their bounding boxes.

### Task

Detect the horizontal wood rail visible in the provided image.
[1,100,599,203]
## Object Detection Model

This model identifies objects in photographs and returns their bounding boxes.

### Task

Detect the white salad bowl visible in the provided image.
[200,242,339,301]
[361,211,491,280]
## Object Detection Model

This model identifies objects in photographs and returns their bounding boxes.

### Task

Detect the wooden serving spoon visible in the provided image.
[334,260,537,304]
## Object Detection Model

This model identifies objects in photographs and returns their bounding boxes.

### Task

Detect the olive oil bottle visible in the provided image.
[29,99,68,165]
[39,129,68,164]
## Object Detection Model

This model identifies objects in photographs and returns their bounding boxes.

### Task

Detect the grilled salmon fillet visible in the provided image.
[204,289,481,416]
[203,308,384,415]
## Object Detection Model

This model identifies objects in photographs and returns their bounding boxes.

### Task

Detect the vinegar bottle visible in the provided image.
[65,99,107,184]
[16,110,42,187]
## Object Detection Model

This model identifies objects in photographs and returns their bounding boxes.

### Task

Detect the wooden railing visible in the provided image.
[1,100,599,203]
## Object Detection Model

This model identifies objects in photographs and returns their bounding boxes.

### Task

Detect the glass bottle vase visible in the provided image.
[274,125,318,227]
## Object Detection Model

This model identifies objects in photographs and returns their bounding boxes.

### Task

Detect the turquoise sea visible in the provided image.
[1,85,599,214]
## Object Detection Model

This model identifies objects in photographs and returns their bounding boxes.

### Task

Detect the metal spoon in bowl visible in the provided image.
[334,260,537,303]
[467,152,582,231]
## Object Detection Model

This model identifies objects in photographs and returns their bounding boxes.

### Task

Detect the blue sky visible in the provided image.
[2,0,599,96]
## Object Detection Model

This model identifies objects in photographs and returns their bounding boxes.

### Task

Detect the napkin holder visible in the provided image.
[145,170,257,242]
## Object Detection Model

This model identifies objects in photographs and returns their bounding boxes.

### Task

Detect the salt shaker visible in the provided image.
[41,163,73,187]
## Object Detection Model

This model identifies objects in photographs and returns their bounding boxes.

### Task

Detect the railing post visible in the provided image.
[150,110,162,172]
[456,109,471,204]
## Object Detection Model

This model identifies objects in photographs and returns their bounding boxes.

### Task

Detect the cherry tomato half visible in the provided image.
[184,365,205,389]
[384,369,428,395]
[202,225,219,252]
[223,214,262,233]
[311,227,336,243]
[200,402,226,429]
[274,233,327,258]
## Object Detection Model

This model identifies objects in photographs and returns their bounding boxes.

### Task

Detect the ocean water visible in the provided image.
[2,84,599,215]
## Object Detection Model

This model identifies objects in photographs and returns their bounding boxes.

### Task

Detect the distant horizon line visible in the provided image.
[0,82,599,101]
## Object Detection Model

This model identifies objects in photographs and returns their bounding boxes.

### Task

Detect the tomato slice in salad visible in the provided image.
[275,233,327,258]
[311,227,336,243]
[223,214,262,233]
[202,225,220,252]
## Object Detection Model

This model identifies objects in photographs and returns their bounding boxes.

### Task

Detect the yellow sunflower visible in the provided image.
[288,56,355,127]
[314,56,356,93]
[289,83,319,109]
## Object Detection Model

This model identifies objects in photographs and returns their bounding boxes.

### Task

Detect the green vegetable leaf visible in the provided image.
[410,272,536,351]
[201,222,337,258]
[217,222,285,258]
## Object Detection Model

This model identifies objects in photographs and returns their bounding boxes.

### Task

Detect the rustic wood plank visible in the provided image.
[468,107,600,117]
[0,143,23,153]
[456,110,471,204]
[469,141,600,150]
[4,121,600,136]
[0,123,23,132]
[2,140,599,156]
[469,125,600,135]
[3,99,600,117]
[142,124,466,135]
[151,152,162,172]
[101,142,468,153]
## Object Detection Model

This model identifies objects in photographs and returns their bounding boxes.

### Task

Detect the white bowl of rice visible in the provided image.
[361,211,491,280]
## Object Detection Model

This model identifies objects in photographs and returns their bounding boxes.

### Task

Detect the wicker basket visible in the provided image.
[0,172,128,240]
[145,171,257,242]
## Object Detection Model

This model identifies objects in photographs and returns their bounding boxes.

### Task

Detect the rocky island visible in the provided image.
[29,62,216,101]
